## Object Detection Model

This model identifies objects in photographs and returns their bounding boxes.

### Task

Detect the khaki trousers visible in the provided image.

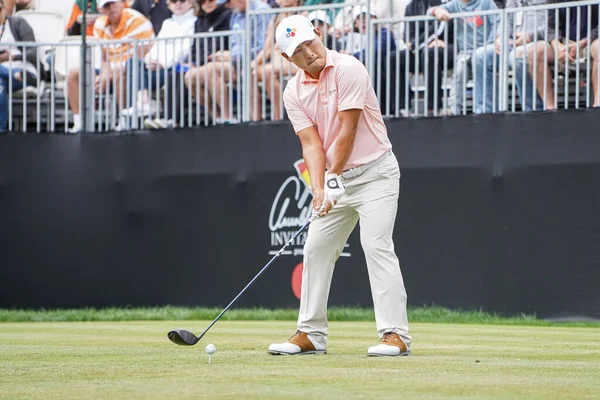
[297,151,411,348]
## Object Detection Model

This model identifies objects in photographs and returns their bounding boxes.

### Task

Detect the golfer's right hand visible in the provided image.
[312,189,332,217]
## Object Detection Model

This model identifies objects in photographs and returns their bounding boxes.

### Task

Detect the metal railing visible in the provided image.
[373,0,600,117]
[2,0,599,133]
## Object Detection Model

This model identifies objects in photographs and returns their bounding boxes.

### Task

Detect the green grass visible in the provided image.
[1,306,599,327]
[2,321,600,399]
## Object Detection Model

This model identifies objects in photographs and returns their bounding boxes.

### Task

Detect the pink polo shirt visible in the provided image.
[283,49,392,170]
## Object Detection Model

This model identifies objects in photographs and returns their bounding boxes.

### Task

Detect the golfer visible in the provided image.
[268,15,411,357]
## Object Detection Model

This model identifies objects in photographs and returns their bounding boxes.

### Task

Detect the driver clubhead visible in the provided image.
[168,329,200,346]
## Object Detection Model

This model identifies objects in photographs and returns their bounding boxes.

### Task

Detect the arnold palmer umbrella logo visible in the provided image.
[269,160,352,298]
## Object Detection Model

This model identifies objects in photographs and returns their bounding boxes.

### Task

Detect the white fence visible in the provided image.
[2,1,599,133]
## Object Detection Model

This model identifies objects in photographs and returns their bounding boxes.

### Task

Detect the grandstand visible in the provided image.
[1,0,598,132]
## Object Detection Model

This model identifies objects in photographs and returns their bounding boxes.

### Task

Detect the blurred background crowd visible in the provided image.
[0,0,597,133]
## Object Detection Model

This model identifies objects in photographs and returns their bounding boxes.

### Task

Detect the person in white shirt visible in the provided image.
[123,0,196,117]
[333,0,409,49]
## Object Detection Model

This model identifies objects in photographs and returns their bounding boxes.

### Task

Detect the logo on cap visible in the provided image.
[286,27,297,38]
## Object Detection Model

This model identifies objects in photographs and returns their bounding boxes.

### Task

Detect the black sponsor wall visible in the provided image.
[1,110,599,318]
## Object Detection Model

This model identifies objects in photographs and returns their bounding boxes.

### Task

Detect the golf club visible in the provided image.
[168,205,325,346]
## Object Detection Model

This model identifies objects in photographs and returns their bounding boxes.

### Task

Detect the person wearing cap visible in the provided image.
[66,0,155,133]
[348,5,396,62]
[333,0,409,47]
[185,0,271,123]
[307,9,341,51]
[250,0,303,121]
[267,14,411,357]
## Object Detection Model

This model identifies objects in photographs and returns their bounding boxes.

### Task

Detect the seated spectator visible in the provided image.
[429,0,499,115]
[251,0,302,121]
[67,1,113,37]
[185,0,271,123]
[122,0,197,118]
[474,0,548,113]
[334,0,409,48]
[131,0,172,34]
[349,5,396,61]
[0,0,37,132]
[15,0,33,12]
[67,0,155,133]
[145,0,232,128]
[527,0,599,109]
[307,10,341,51]
[303,0,344,32]
[380,0,454,116]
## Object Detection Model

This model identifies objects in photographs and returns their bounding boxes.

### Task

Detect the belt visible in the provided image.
[340,151,392,180]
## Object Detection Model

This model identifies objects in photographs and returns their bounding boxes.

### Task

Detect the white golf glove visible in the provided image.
[324,173,345,205]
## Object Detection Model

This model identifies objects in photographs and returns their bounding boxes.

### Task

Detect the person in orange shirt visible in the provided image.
[67,0,124,37]
[66,0,154,132]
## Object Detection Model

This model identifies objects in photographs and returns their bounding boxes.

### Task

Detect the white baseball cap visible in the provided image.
[98,0,118,8]
[352,5,377,20]
[276,15,317,57]
[307,10,332,26]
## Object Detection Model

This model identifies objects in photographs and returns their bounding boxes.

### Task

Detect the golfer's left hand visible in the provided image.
[324,173,345,210]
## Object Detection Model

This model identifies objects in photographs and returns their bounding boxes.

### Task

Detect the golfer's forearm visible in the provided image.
[329,121,357,176]
[302,144,326,193]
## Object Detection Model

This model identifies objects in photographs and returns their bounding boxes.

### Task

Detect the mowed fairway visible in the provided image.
[2,321,599,399]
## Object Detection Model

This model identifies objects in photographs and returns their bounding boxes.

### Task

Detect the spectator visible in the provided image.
[308,10,341,50]
[67,0,155,133]
[145,0,232,129]
[380,0,454,116]
[14,0,33,12]
[429,0,500,115]
[303,0,344,28]
[185,0,271,123]
[350,5,396,61]
[251,0,302,121]
[122,0,196,118]
[131,0,172,35]
[67,2,135,37]
[474,0,548,113]
[334,0,409,47]
[527,0,599,109]
[67,1,113,37]
[0,0,37,132]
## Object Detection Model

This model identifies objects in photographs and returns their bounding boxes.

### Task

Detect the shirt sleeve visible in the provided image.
[336,57,370,111]
[125,15,155,40]
[283,87,314,134]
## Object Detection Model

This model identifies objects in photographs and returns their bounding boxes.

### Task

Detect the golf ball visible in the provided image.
[205,344,216,355]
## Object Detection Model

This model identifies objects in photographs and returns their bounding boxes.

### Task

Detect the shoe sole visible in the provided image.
[267,350,327,356]
[367,350,411,357]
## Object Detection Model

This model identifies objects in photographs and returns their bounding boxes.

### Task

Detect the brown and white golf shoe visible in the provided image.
[367,332,411,357]
[268,331,327,355]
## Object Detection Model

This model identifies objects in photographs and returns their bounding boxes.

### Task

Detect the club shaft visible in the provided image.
[198,219,312,339]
